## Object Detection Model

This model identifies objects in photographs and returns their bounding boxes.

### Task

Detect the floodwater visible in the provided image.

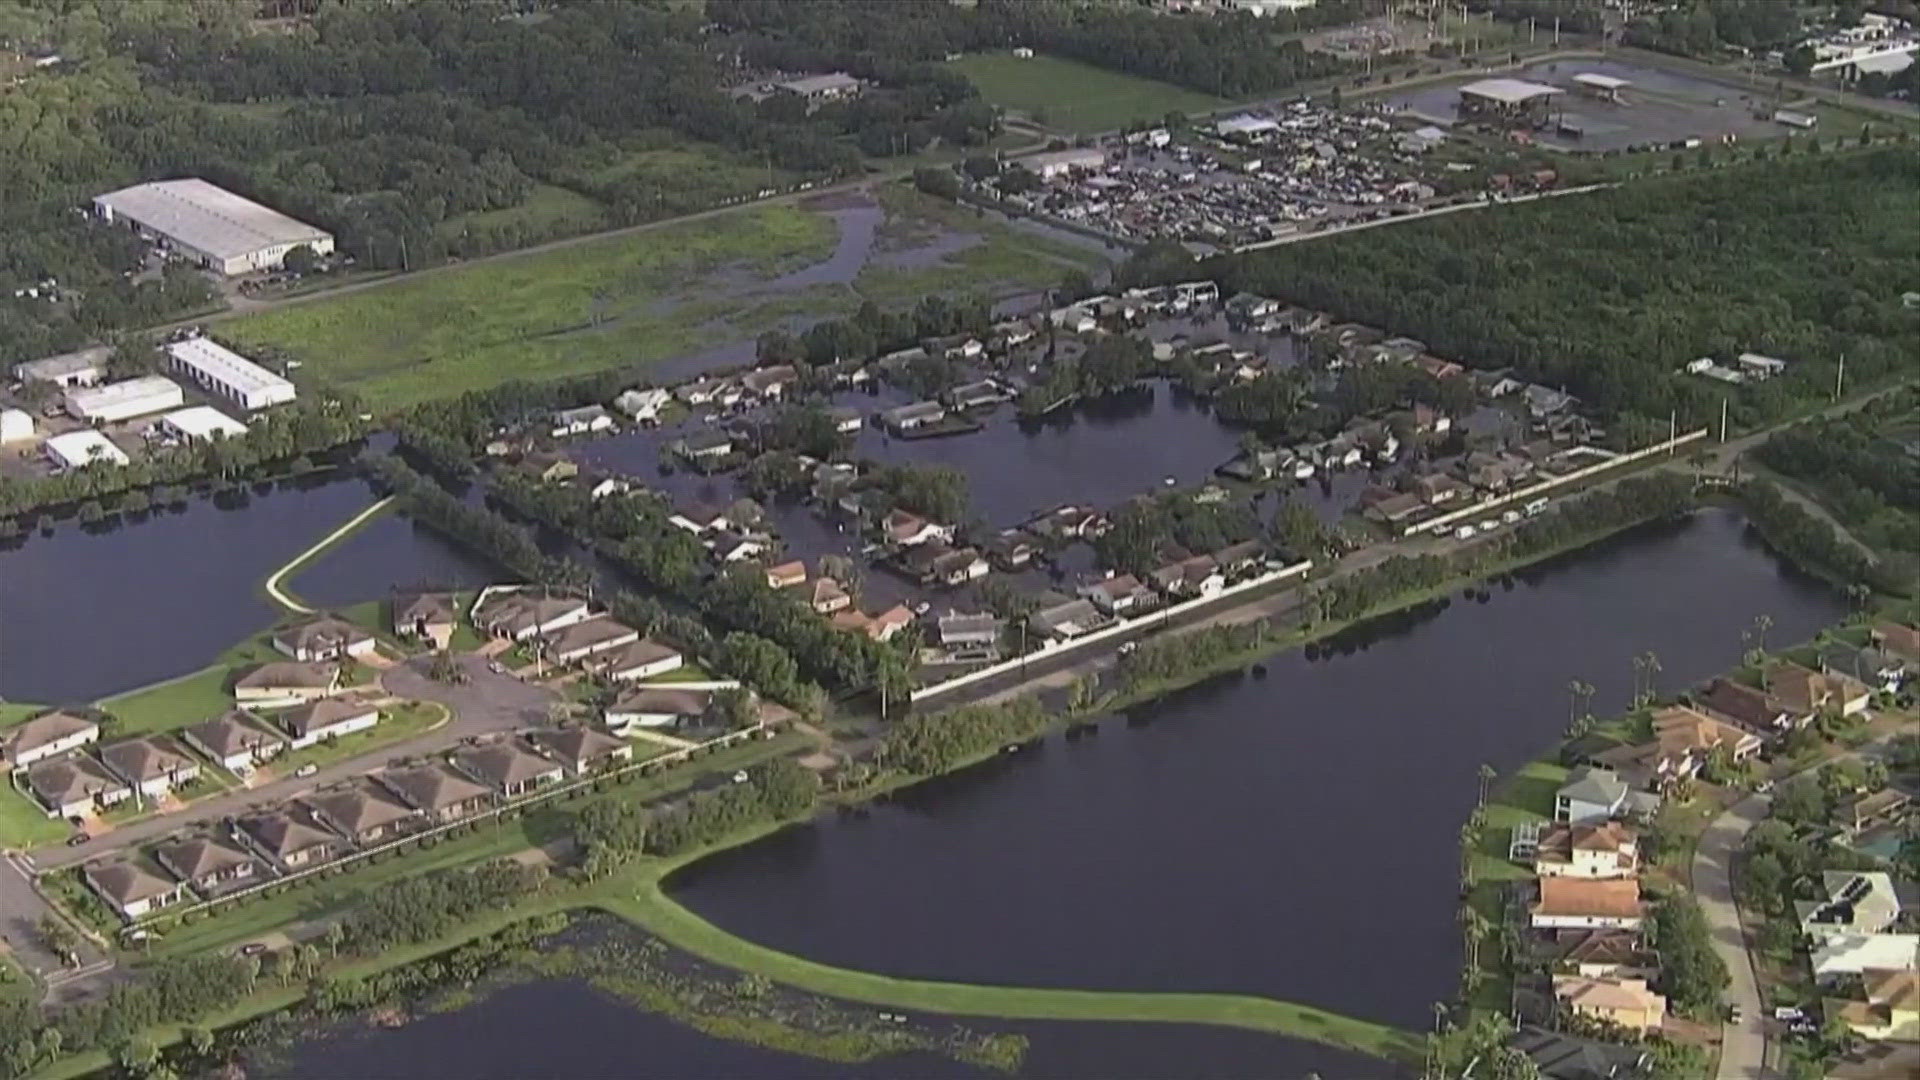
[0,474,496,704]
[266,976,1397,1080]
[667,507,1843,1031]
[1384,57,1789,151]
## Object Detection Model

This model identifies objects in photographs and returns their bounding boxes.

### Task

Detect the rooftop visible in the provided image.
[84,859,178,905]
[165,336,294,400]
[65,375,182,412]
[1535,877,1642,920]
[4,710,98,759]
[95,178,330,260]
[1460,77,1564,104]
[160,405,247,440]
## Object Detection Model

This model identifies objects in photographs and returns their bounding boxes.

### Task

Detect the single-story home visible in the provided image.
[1551,975,1667,1034]
[528,726,634,777]
[1149,554,1224,599]
[182,711,286,777]
[808,577,851,615]
[392,590,459,648]
[766,560,807,589]
[232,661,342,707]
[238,808,341,870]
[453,742,565,797]
[937,611,1004,649]
[26,754,132,819]
[591,639,685,682]
[540,616,640,665]
[153,834,259,896]
[272,696,379,750]
[1531,876,1643,930]
[1829,969,1919,1042]
[99,737,202,803]
[1507,1025,1652,1080]
[740,364,798,400]
[606,687,711,731]
[271,614,377,663]
[1819,641,1909,695]
[1765,660,1871,718]
[302,783,417,846]
[551,404,615,438]
[1695,677,1796,732]
[880,401,946,433]
[613,387,670,422]
[472,590,593,642]
[1081,574,1152,616]
[1812,933,1920,978]
[1798,871,1902,940]
[375,764,494,823]
[885,509,953,547]
[1029,597,1111,643]
[2,710,100,768]
[83,859,187,921]
[1834,789,1912,839]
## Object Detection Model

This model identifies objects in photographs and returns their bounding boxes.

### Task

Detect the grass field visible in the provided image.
[437,183,609,243]
[97,633,283,736]
[947,52,1225,135]
[0,777,68,848]
[226,203,839,409]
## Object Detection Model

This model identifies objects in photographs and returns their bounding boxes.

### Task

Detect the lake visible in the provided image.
[665,507,1843,1032]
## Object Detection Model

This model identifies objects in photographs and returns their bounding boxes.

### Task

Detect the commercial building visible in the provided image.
[1571,73,1629,102]
[43,429,131,470]
[160,405,247,442]
[0,408,32,443]
[92,178,333,276]
[63,375,184,424]
[1019,148,1108,179]
[774,72,861,104]
[1216,113,1281,139]
[1457,78,1562,123]
[164,335,296,411]
[13,346,107,387]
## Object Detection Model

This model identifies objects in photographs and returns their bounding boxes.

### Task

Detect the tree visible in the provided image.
[37,914,79,966]
[1565,679,1596,738]
[182,1025,213,1057]
[115,1036,159,1075]
[281,244,320,275]
[323,922,344,959]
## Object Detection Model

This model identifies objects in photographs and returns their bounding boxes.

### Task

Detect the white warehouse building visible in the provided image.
[160,405,248,442]
[63,375,185,424]
[165,335,296,411]
[93,178,334,277]
[44,429,130,470]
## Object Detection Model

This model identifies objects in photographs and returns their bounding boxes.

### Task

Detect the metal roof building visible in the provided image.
[44,429,130,470]
[63,375,184,424]
[13,346,109,388]
[93,179,334,276]
[164,335,296,411]
[160,405,248,442]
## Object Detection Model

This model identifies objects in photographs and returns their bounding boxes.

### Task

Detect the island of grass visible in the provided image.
[948,52,1226,134]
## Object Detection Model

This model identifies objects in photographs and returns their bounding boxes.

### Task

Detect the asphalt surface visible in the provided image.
[1692,791,1772,1080]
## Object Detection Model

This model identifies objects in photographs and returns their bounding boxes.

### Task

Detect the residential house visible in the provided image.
[1812,933,1920,979]
[740,364,798,400]
[708,530,767,563]
[668,502,731,535]
[540,616,639,665]
[1524,384,1574,418]
[1798,871,1902,940]
[675,429,735,464]
[885,509,954,548]
[766,560,807,589]
[99,737,202,803]
[523,452,577,483]
[153,835,258,895]
[866,605,914,642]
[1507,1025,1653,1080]
[551,405,614,438]
[1474,370,1525,398]
[271,614,377,663]
[454,742,565,797]
[303,783,417,846]
[1029,596,1111,644]
[1765,660,1870,719]
[272,696,379,750]
[472,591,592,641]
[376,764,494,823]
[613,387,670,422]
[2,710,99,768]
[528,726,633,778]
[233,661,342,706]
[1819,641,1908,695]
[1830,969,1919,1042]
[1213,540,1263,576]
[1362,490,1426,527]
[238,808,340,870]
[591,639,684,683]
[26,755,132,819]
[1554,929,1655,980]
[606,687,711,731]
[1695,677,1795,732]
[1531,876,1643,930]
[1593,706,1761,789]
[825,406,862,434]
[946,379,1010,411]
[985,529,1040,569]
[392,590,459,648]
[808,577,852,615]
[1554,766,1662,825]
[1869,622,1920,665]
[936,612,1003,652]
[1533,822,1639,879]
[673,377,722,407]
[1551,975,1667,1034]
[1081,574,1152,616]
[182,711,287,776]
[1415,473,1473,506]
[880,401,947,434]
[84,860,187,921]
[1149,554,1224,599]
[1835,789,1912,839]
[929,546,989,587]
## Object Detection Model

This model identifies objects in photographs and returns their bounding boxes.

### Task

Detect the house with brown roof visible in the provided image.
[985,529,1040,569]
[928,546,989,587]
[238,807,341,870]
[453,743,564,797]
[1533,822,1639,879]
[1834,789,1912,839]
[1415,473,1472,505]
[528,727,634,777]
[808,577,851,615]
[84,859,188,921]
[540,616,639,665]
[26,755,132,819]
[392,590,459,648]
[472,590,592,642]
[1870,621,1920,664]
[1080,574,1152,616]
[1551,975,1667,1033]
[1594,705,1761,789]
[154,834,259,896]
[884,509,953,547]
[303,783,417,846]
[99,737,201,803]
[867,605,914,642]
[271,614,378,663]
[2,710,99,768]
[1764,660,1870,719]
[1830,969,1919,1042]
[376,764,493,823]
[606,687,712,732]
[765,560,807,589]
[1553,929,1654,980]
[272,695,379,750]
[1695,677,1794,732]
[182,711,285,776]
[1149,554,1223,599]
[1532,877,1644,930]
[590,638,684,682]
[232,661,341,707]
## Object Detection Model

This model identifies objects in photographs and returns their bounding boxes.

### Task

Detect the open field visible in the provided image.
[0,777,68,847]
[948,52,1225,134]
[436,183,609,243]
[226,204,839,409]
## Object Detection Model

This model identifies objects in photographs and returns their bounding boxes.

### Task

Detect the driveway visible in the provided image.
[1693,792,1771,1080]
[36,656,553,872]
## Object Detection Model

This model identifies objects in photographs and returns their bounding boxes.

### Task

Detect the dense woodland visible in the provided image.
[1212,149,1920,434]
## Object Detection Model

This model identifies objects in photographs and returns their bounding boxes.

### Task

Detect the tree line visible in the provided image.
[646,758,821,857]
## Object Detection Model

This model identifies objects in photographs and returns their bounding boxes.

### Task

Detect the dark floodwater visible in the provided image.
[667,507,1842,1031]
[0,475,496,704]
[270,977,1397,1080]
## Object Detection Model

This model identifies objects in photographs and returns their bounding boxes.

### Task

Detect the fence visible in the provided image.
[1401,428,1709,538]
[909,560,1314,704]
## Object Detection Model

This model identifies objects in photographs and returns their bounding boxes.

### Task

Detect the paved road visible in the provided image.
[0,853,110,991]
[1692,791,1772,1080]
[35,655,553,872]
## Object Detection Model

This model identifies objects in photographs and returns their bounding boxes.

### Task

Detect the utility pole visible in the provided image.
[1719,396,1729,444]
[1668,409,1677,453]
[1834,353,1845,401]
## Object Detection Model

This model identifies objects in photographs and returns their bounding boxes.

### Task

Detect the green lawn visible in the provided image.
[0,779,68,848]
[437,183,609,243]
[267,701,450,778]
[99,654,263,736]
[0,702,47,727]
[947,52,1225,135]
[642,662,715,684]
[225,203,839,410]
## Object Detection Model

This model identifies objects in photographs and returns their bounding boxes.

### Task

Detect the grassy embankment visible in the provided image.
[947,53,1225,135]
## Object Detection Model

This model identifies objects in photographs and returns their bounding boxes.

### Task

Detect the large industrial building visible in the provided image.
[164,335,296,412]
[92,179,334,277]
[13,346,108,388]
[160,405,248,442]
[1457,78,1563,124]
[63,375,185,424]
[1020,147,1108,180]
[44,429,130,470]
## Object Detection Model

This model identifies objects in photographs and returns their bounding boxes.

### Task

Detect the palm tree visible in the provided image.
[1477,763,1497,807]
[1565,679,1595,734]
[1641,651,1662,701]
[1750,613,1773,654]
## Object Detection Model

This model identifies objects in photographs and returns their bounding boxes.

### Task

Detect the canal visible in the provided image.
[664,507,1843,1033]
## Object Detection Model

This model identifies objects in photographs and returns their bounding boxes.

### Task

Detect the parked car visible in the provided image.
[66,833,89,847]
[294,763,318,778]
